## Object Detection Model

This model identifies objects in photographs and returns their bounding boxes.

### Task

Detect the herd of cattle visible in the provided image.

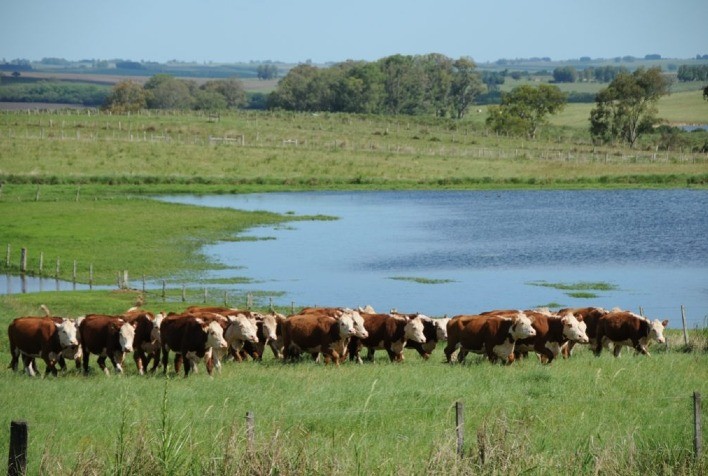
[6,304,669,377]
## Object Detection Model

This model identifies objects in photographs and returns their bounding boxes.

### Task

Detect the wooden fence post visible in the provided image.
[455,401,464,458]
[20,248,27,273]
[89,264,93,290]
[55,258,60,278]
[162,280,166,301]
[695,392,702,462]
[8,420,28,476]
[5,244,10,267]
[181,284,186,302]
[681,305,689,346]
[38,252,43,274]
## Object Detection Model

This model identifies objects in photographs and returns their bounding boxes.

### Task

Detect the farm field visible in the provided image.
[0,291,707,475]
[0,91,706,474]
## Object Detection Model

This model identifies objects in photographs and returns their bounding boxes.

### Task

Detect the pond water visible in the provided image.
[158,190,708,328]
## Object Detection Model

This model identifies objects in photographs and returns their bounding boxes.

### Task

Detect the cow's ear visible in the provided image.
[661,319,669,327]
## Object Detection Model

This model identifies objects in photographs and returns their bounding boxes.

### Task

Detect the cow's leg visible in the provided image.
[174,354,183,375]
[183,357,191,377]
[457,349,469,364]
[43,358,58,377]
[97,355,110,376]
[82,347,91,374]
[22,356,36,377]
[161,347,170,374]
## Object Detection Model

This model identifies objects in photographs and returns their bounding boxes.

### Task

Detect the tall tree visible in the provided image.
[486,84,566,139]
[589,67,669,147]
[450,57,483,119]
[201,78,246,109]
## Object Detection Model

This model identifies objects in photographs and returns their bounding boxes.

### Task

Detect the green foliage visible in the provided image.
[590,67,670,148]
[102,80,147,113]
[268,53,483,118]
[0,80,109,105]
[486,84,567,138]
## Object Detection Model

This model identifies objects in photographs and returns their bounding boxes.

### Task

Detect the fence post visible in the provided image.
[695,392,702,462]
[72,260,77,283]
[245,411,255,451]
[181,284,186,302]
[203,287,208,303]
[38,252,43,274]
[162,280,166,301]
[455,401,464,458]
[55,258,60,278]
[8,420,28,476]
[5,244,10,267]
[20,248,27,273]
[681,305,689,346]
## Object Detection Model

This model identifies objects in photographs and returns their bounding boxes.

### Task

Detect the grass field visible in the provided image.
[0,290,706,475]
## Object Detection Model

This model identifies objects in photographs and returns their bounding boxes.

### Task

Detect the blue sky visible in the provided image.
[1,0,706,64]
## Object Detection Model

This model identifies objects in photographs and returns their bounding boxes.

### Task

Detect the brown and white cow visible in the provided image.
[79,315,137,375]
[241,312,286,361]
[8,316,79,377]
[594,310,668,357]
[392,313,448,360]
[122,309,164,375]
[348,312,427,363]
[513,309,589,363]
[222,313,259,362]
[160,314,228,376]
[558,307,610,357]
[281,309,359,365]
[444,311,536,364]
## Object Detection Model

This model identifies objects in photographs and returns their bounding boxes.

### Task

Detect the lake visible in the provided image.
[159,190,708,328]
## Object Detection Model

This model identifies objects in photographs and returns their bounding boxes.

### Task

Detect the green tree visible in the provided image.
[589,67,669,147]
[201,78,246,109]
[102,80,147,113]
[486,84,566,139]
[450,57,483,119]
[144,74,193,110]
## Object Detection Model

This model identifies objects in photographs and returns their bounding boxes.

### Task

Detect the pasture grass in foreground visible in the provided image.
[0,301,706,475]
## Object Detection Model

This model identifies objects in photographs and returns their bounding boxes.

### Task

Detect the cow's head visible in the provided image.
[560,312,589,343]
[151,312,165,344]
[509,312,536,340]
[239,315,259,343]
[404,316,426,343]
[346,309,368,339]
[204,320,228,350]
[118,320,136,353]
[336,312,356,338]
[261,314,279,343]
[649,319,669,344]
[56,318,79,356]
[433,317,449,341]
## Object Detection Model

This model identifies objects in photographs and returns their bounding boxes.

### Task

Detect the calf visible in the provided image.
[594,311,668,357]
[348,312,427,363]
[282,310,357,366]
[160,315,228,376]
[8,316,79,377]
[79,315,136,375]
[444,311,536,364]
[513,310,589,363]
[223,313,260,361]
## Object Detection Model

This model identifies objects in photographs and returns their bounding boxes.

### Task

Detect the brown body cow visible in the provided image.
[282,311,357,366]
[558,307,609,357]
[8,316,79,377]
[79,315,136,375]
[122,309,164,374]
[444,312,536,364]
[159,315,228,376]
[513,310,588,363]
[394,315,448,360]
[594,311,668,356]
[347,313,426,363]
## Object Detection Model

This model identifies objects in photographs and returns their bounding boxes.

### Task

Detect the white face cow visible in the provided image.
[205,320,229,351]
[118,321,136,353]
[404,316,426,344]
[55,318,79,355]
[649,319,669,344]
[433,317,449,341]
[509,312,536,340]
[560,313,589,343]
[260,314,279,343]
[151,312,165,344]
[347,309,369,339]
[336,312,356,339]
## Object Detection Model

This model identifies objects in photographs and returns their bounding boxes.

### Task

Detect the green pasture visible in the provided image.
[0,290,706,475]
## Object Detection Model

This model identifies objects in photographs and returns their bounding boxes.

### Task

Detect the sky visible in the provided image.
[1,0,706,65]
